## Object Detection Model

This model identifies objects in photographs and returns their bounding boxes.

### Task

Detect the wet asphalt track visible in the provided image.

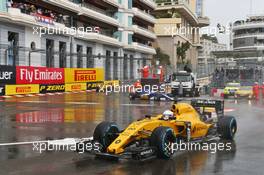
[0,92,264,175]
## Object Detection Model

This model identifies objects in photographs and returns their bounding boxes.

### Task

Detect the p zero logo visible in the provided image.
[74,70,97,82]
[40,84,65,94]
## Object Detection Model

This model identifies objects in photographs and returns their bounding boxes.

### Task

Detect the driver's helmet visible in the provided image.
[162,110,174,120]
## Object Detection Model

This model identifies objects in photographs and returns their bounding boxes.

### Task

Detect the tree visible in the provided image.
[177,42,190,63]
[153,48,171,65]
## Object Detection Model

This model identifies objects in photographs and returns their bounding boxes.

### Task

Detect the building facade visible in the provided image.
[232,15,264,51]
[153,0,209,73]
[198,37,227,77]
[0,0,157,80]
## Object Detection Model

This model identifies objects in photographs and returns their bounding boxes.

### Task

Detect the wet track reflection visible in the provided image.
[0,92,263,174]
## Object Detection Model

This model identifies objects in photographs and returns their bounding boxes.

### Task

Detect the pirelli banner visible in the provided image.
[5,84,40,95]
[64,68,104,83]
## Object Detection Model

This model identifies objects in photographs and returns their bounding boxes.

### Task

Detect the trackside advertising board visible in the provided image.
[0,85,5,96]
[16,66,65,84]
[5,84,39,95]
[0,65,16,84]
[39,84,65,93]
[64,68,104,83]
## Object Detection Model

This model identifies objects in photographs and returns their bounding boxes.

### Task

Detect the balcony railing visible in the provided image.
[132,7,156,24]
[132,25,157,39]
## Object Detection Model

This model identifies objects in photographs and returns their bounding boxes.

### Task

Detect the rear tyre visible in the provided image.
[218,116,237,140]
[150,127,176,159]
[93,121,120,152]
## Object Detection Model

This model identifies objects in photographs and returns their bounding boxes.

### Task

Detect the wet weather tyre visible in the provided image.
[218,116,237,140]
[93,121,120,152]
[150,127,176,159]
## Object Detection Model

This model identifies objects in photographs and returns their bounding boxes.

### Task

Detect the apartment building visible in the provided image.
[198,36,227,77]
[232,15,264,51]
[0,0,157,80]
[153,0,209,72]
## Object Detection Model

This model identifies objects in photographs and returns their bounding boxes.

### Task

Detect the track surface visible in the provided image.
[0,92,264,175]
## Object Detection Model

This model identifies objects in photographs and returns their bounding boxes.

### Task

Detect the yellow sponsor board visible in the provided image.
[6,84,39,95]
[64,68,104,83]
[65,83,87,92]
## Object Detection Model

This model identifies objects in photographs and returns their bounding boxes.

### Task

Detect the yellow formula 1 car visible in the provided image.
[78,99,237,160]
[235,86,253,99]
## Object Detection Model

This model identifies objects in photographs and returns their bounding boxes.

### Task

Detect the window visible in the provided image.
[128,0,132,9]
[128,34,133,45]
[128,16,133,27]
[123,54,128,80]
[46,39,54,68]
[86,47,93,68]
[59,42,66,68]
[113,52,118,80]
[130,55,134,79]
[77,45,83,68]
[8,32,19,66]
[105,50,111,80]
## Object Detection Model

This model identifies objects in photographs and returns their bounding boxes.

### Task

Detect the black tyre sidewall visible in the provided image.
[151,127,176,159]
[218,116,237,140]
[93,121,119,151]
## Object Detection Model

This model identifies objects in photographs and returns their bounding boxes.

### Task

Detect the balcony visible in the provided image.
[0,8,52,28]
[233,21,264,30]
[79,6,119,27]
[132,25,157,40]
[156,0,198,26]
[45,0,119,27]
[124,42,156,54]
[1,8,121,47]
[138,0,157,10]
[103,0,120,8]
[44,0,80,13]
[198,17,210,27]
[76,30,122,47]
[132,8,156,24]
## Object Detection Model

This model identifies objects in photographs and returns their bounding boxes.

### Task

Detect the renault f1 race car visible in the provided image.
[77,99,237,160]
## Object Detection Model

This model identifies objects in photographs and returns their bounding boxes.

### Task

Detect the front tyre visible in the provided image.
[151,127,176,159]
[93,121,120,152]
[218,116,237,140]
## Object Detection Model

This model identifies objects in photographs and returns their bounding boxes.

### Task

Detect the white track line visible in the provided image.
[0,138,93,146]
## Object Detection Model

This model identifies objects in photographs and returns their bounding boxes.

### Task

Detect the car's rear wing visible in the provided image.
[191,99,224,117]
